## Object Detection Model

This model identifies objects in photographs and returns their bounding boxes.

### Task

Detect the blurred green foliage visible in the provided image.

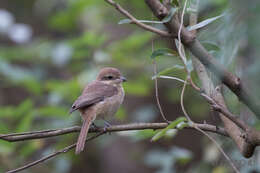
[1,0,260,172]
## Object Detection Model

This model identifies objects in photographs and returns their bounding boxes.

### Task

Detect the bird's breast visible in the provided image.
[95,86,124,119]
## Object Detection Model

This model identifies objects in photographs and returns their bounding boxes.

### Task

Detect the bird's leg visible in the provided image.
[103,119,112,134]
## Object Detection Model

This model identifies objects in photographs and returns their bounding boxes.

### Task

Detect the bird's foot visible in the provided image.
[103,121,112,134]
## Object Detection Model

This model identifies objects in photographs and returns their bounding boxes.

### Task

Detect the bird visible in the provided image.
[69,67,126,154]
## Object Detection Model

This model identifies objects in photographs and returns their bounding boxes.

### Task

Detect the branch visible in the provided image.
[104,0,171,37]
[0,122,228,142]
[200,88,257,157]
[201,91,260,147]
[6,132,105,173]
[201,92,248,131]
[145,0,260,118]
[0,126,81,141]
[1,122,228,172]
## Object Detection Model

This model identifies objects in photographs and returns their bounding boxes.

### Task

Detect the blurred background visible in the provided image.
[1,0,260,172]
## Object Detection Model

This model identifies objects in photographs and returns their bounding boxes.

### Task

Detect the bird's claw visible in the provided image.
[103,121,111,134]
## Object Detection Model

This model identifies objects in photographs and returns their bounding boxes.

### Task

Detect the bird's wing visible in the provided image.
[69,81,118,114]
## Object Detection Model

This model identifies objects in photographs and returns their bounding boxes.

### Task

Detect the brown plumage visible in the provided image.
[70,67,126,154]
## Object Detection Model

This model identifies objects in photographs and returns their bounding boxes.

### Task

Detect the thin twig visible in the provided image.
[201,92,248,131]
[153,61,170,123]
[105,0,171,37]
[152,42,170,123]
[176,0,200,92]
[180,77,192,122]
[6,131,105,173]
[155,75,187,84]
[177,0,188,67]
[193,125,240,173]
[188,76,201,91]
[177,0,192,123]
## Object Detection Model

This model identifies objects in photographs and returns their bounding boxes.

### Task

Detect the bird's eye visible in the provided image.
[106,75,113,80]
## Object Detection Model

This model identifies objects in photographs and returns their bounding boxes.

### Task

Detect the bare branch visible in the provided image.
[1,121,229,173]
[0,126,81,141]
[104,0,171,37]
[0,122,228,143]
[180,77,192,122]
[0,120,230,173]
[201,92,248,131]
[6,132,105,173]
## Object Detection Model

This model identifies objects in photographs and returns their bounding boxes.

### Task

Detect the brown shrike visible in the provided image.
[69,67,126,154]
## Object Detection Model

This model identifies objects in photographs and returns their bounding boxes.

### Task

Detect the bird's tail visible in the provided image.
[75,117,92,154]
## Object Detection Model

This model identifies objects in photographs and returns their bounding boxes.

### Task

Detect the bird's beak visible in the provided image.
[120,76,127,82]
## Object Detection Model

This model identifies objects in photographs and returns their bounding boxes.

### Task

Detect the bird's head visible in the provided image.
[97,67,126,85]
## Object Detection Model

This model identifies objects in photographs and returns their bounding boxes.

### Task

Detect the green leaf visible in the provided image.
[154,75,186,84]
[187,7,198,13]
[22,79,42,95]
[152,65,184,78]
[16,112,33,132]
[186,60,193,73]
[118,7,178,25]
[152,23,168,31]
[124,81,151,96]
[187,14,225,31]
[115,107,126,121]
[109,32,153,55]
[151,117,187,142]
[73,32,107,47]
[161,7,178,23]
[0,140,14,154]
[150,48,177,59]
[0,106,15,118]
[176,121,188,130]
[116,129,158,141]
[136,129,158,140]
[19,142,37,157]
[174,38,180,50]
[118,19,132,25]
[45,79,81,101]
[37,106,68,117]
[201,41,220,51]
[0,121,10,133]
[14,99,34,118]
